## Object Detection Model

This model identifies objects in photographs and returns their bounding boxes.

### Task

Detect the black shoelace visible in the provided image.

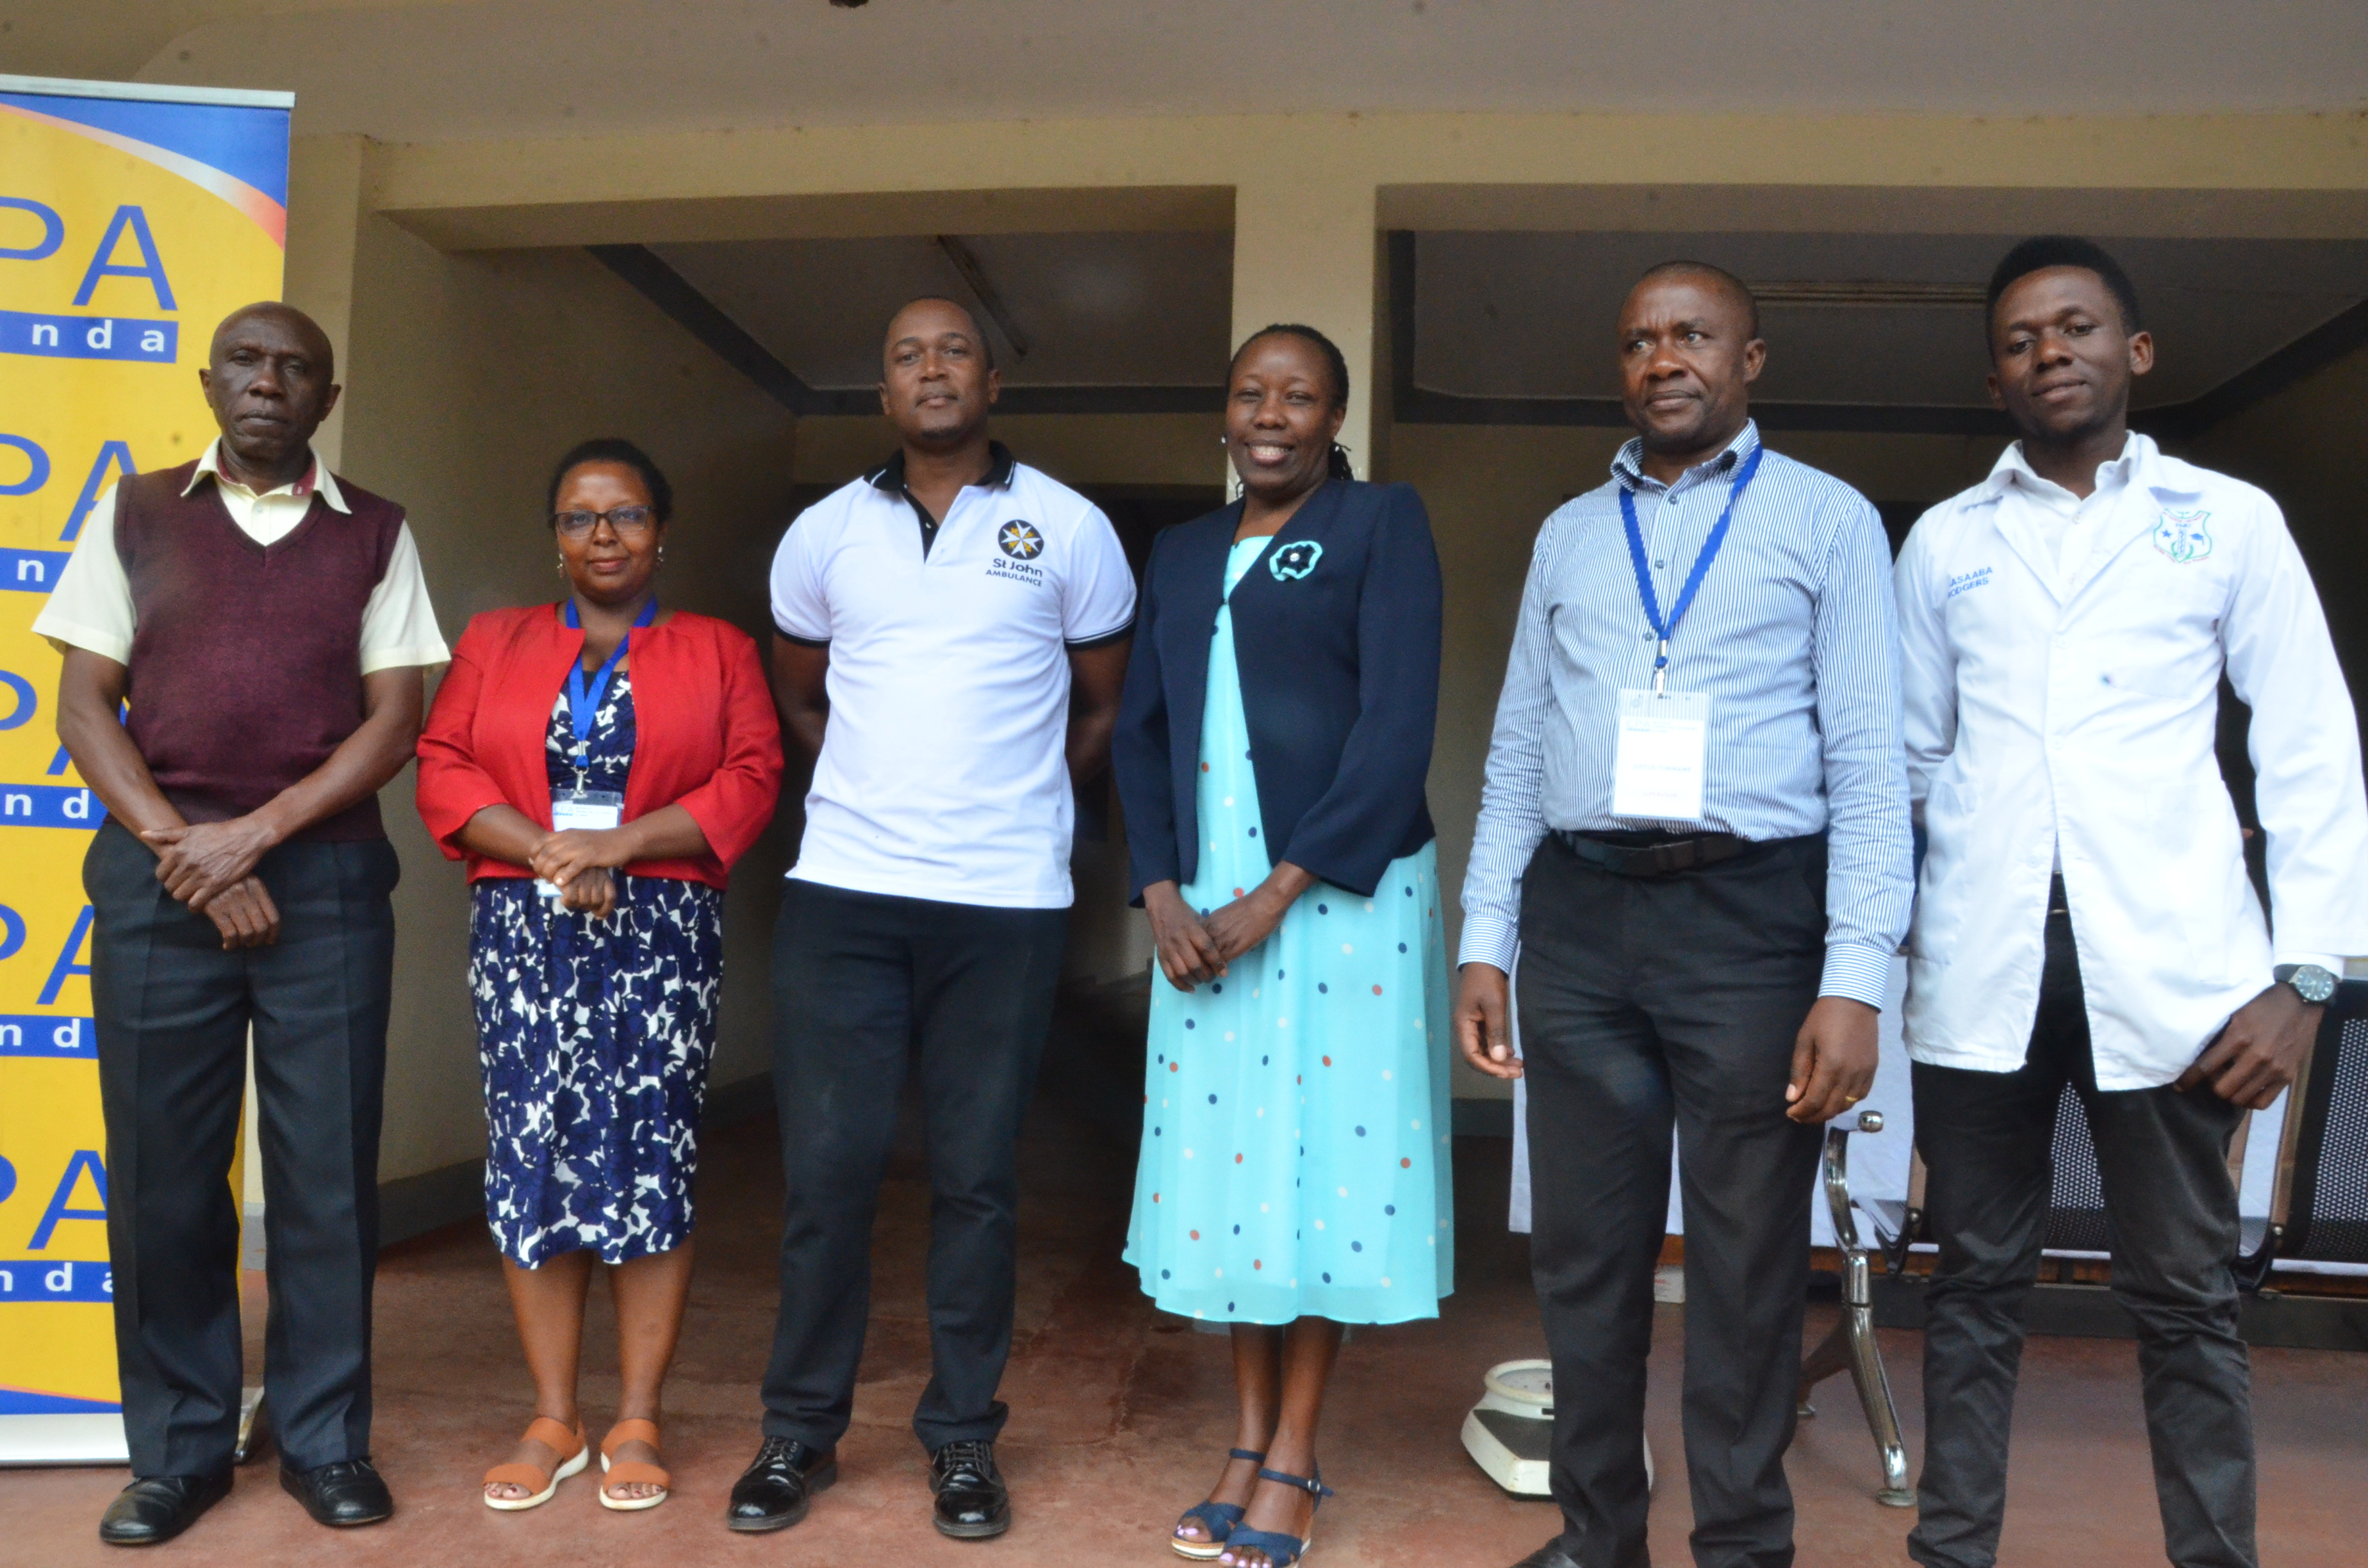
[935,1440,996,1480]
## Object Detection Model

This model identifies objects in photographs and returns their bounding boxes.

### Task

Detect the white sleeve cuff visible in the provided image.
[31,617,132,666]
[1819,941,1895,1009]
[2272,951,2350,979]
[1457,915,1519,976]
[359,644,451,675]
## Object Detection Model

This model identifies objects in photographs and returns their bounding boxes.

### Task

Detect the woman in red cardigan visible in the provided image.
[416,439,782,1515]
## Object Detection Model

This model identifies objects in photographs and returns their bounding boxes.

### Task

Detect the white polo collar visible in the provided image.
[186,438,348,514]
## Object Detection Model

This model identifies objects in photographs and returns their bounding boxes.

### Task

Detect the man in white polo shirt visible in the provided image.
[730,297,1134,1540]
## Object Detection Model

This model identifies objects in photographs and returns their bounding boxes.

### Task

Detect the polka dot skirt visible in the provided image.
[1122,538,1455,1325]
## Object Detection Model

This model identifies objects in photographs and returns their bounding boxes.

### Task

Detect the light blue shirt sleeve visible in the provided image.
[1811,494,1914,1007]
[1457,520,1561,974]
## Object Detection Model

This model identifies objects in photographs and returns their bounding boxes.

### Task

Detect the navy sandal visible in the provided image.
[1172,1448,1267,1560]
[1219,1465,1333,1567]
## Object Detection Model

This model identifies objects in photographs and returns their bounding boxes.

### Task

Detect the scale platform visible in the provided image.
[1460,1359,1653,1498]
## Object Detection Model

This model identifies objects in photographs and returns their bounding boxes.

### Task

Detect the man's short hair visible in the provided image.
[211,300,335,379]
[1634,260,1761,340]
[1986,236,2142,337]
[885,295,995,372]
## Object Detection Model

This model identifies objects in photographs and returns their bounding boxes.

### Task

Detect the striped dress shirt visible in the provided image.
[1458,421,1912,1008]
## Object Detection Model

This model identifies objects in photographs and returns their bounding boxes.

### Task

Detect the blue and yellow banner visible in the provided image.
[0,74,290,1458]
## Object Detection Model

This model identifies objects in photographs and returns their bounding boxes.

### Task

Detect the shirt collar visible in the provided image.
[1978,430,2148,508]
[1611,418,1761,496]
[867,439,1017,496]
[186,437,349,514]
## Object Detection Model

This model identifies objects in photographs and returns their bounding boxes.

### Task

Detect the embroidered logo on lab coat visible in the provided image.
[2151,509,2213,564]
[1269,540,1322,580]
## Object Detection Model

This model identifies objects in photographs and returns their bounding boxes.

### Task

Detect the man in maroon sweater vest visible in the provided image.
[35,304,448,1546]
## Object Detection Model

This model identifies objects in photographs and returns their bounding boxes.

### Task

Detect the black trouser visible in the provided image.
[1910,890,2253,1568]
[86,819,398,1478]
[761,879,1069,1453]
[1517,833,1829,1568]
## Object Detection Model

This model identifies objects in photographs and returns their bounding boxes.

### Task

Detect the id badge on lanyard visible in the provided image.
[1612,690,1710,821]
[539,596,652,897]
[1611,447,1759,823]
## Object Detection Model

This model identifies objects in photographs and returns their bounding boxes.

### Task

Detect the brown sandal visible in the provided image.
[483,1416,588,1510]
[599,1419,671,1512]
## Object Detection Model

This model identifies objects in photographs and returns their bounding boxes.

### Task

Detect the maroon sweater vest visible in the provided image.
[114,461,406,842]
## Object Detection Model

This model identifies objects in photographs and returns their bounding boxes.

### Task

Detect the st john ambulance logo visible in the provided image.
[998,520,1044,560]
[2152,509,2213,564]
[1269,539,1323,581]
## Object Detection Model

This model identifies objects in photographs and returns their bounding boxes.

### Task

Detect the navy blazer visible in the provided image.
[1114,479,1441,902]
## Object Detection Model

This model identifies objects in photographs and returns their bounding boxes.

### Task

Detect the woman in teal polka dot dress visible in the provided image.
[1112,324,1451,1567]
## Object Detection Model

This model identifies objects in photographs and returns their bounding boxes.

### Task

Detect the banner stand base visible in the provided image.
[234,1387,268,1466]
[0,1414,129,1467]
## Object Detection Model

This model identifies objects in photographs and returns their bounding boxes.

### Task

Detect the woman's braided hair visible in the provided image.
[1231,323,1356,482]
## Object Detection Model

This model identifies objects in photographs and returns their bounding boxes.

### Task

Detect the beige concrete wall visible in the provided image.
[368,115,2368,241]
[333,218,800,1183]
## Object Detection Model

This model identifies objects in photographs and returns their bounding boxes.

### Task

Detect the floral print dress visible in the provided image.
[469,667,725,1267]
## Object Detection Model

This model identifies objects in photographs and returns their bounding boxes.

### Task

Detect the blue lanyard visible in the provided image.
[562,597,656,755]
[1618,443,1763,691]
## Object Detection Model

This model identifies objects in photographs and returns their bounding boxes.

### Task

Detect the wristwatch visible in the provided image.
[2276,963,2339,1006]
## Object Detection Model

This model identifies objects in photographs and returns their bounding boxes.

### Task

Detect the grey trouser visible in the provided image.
[1910,886,2254,1568]
[88,819,398,1477]
[1518,833,1829,1568]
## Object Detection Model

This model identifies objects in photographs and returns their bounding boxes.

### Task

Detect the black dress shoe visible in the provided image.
[928,1439,1010,1540]
[725,1437,838,1533]
[99,1473,233,1546]
[279,1458,393,1527]
[1510,1542,1584,1568]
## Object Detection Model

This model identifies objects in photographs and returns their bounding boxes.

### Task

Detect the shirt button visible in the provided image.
[1654,560,1666,569]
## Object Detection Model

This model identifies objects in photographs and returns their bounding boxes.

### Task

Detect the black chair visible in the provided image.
[1876,979,2366,1292]
[2237,978,2368,1284]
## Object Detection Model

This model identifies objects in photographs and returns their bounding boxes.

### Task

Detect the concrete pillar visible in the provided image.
[283,135,370,468]
[1229,177,1383,480]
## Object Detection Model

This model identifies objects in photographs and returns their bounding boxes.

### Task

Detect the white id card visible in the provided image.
[1611,689,1710,822]
[540,788,623,897]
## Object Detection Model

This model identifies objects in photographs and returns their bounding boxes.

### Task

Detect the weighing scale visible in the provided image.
[1461,1359,1653,1498]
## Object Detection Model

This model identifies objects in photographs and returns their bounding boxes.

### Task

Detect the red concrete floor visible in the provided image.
[7,1093,2365,1567]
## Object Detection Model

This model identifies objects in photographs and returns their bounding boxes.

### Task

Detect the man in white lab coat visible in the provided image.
[1895,236,2368,1568]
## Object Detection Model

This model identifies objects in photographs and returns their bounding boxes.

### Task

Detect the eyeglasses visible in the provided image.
[551,506,657,538]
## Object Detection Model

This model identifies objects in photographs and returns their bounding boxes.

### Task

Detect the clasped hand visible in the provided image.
[530,827,635,920]
[1144,872,1303,992]
[142,817,281,950]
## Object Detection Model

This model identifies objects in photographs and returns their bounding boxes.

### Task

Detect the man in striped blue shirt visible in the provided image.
[1456,262,1912,1568]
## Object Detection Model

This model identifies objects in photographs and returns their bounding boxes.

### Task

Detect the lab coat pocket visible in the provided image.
[1909,767,1978,963]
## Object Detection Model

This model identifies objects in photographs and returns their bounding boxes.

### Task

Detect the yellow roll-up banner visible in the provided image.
[0,74,291,1465]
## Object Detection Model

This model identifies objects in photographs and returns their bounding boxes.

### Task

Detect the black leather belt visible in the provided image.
[1554,829,1750,878]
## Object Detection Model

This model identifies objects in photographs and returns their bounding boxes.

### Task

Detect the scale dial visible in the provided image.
[1483,1359,1554,1410]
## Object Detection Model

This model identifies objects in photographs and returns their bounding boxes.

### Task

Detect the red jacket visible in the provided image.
[416,603,784,887]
